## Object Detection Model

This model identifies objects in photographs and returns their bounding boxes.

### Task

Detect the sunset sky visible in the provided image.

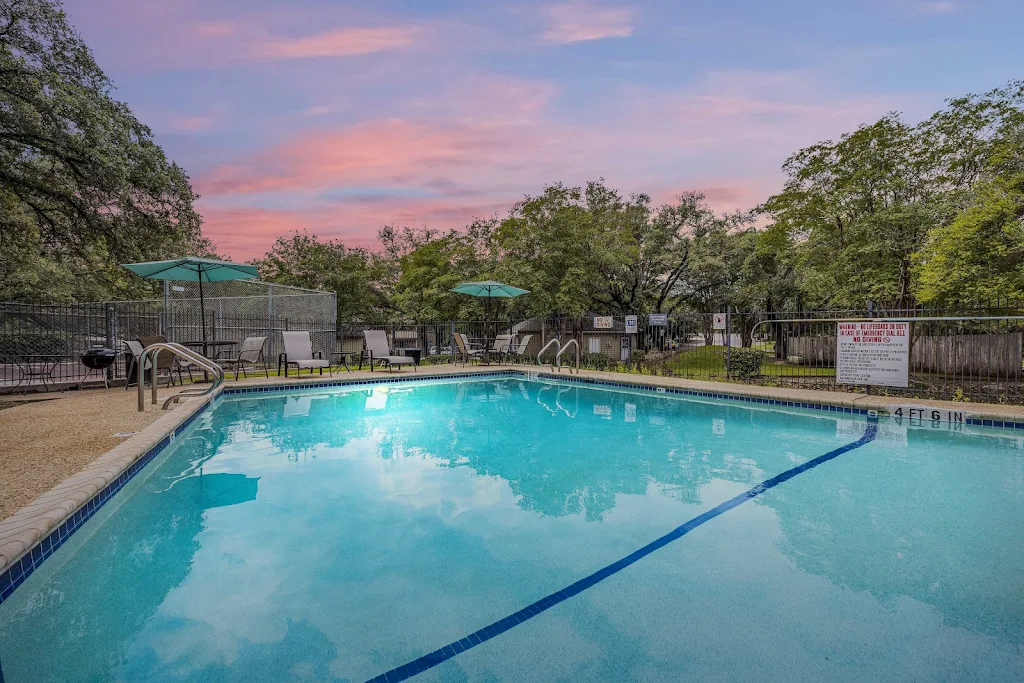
[63,0,1023,260]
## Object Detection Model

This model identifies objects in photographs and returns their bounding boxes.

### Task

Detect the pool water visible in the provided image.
[1,376,1022,682]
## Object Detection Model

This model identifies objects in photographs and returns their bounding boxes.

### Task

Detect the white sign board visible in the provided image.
[836,321,910,387]
[624,315,638,333]
[648,313,668,326]
[713,313,727,330]
[594,316,613,329]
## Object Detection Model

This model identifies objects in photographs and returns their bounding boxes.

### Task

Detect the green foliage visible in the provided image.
[728,348,765,378]
[761,81,1024,309]
[255,232,389,322]
[580,352,612,371]
[916,174,1024,303]
[0,0,211,302]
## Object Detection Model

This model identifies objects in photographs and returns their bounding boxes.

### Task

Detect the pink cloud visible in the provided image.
[542,2,634,43]
[194,69,903,260]
[257,26,419,60]
[915,1,958,14]
[171,114,216,132]
[201,197,512,259]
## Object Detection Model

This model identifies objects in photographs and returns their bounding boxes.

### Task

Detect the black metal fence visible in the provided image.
[346,308,1024,405]
[6,298,1023,405]
[1,282,336,392]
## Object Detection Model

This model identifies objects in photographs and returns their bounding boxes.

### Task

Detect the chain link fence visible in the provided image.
[1,281,336,392]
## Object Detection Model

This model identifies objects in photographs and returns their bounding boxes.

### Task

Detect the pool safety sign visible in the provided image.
[713,313,727,330]
[836,321,910,388]
[594,316,613,329]
[624,315,638,333]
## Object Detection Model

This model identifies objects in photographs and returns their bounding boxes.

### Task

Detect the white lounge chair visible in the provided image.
[279,331,332,377]
[363,330,416,372]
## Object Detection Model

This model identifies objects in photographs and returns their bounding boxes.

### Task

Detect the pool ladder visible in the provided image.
[536,338,580,374]
[137,342,225,411]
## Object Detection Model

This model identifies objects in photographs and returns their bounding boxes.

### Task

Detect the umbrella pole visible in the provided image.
[485,295,491,366]
[198,272,208,360]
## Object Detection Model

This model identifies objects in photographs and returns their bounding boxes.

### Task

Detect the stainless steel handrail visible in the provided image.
[537,338,560,369]
[555,339,580,374]
[137,342,225,411]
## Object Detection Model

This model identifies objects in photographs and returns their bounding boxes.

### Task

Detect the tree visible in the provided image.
[255,232,389,321]
[0,0,208,302]
[916,173,1024,304]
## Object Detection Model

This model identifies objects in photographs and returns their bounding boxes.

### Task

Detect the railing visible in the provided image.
[537,338,560,369]
[555,339,580,374]
[137,343,224,411]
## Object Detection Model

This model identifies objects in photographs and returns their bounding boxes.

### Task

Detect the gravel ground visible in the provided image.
[0,388,169,520]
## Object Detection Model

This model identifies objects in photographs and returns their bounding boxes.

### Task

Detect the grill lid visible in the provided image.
[81,347,117,369]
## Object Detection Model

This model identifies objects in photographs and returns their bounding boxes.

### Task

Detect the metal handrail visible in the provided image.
[537,338,560,369]
[555,339,580,374]
[137,343,224,411]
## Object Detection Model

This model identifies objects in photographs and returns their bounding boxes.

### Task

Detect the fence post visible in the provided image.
[162,281,169,336]
[725,305,732,378]
[105,304,115,381]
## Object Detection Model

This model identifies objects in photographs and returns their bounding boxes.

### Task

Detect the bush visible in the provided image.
[581,352,612,371]
[728,347,765,378]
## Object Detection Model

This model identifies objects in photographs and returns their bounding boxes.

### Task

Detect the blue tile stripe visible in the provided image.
[0,398,215,605]
[365,418,880,683]
[221,369,516,397]
[532,371,871,416]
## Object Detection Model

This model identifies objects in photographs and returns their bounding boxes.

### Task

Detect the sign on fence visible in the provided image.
[836,321,910,388]
[713,313,727,330]
[648,313,668,326]
[624,315,638,333]
[594,316,613,329]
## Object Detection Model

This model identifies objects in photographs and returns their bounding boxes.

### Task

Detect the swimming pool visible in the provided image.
[1,374,1022,681]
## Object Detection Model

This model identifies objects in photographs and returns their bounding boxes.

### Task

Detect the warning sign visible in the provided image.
[836,321,910,388]
[713,313,726,330]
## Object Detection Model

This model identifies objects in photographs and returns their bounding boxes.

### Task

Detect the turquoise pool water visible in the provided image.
[1,376,1022,682]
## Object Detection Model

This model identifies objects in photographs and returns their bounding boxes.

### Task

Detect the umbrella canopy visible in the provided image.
[122,257,258,282]
[450,280,530,298]
[123,257,259,355]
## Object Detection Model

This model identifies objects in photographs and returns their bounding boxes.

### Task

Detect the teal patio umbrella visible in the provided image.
[451,281,530,362]
[451,280,530,319]
[123,257,259,356]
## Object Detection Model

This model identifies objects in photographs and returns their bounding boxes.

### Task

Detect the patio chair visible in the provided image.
[219,336,269,380]
[453,333,484,366]
[128,336,182,387]
[363,330,416,372]
[279,331,332,377]
[489,334,513,363]
[510,334,533,363]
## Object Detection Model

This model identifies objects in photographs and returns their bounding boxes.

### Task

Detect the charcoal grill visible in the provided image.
[81,347,117,389]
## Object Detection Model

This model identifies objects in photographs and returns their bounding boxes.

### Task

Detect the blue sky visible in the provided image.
[62,0,1024,258]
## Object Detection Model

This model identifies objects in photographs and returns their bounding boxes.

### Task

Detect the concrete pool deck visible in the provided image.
[3,363,1024,584]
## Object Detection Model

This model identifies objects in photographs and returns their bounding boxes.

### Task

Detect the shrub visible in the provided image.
[581,352,612,371]
[728,347,765,378]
